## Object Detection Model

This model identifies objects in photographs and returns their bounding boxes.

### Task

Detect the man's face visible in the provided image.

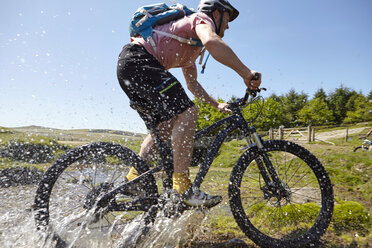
[219,12,230,37]
[213,10,230,37]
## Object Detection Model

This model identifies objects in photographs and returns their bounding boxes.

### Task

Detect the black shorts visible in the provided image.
[117,43,194,129]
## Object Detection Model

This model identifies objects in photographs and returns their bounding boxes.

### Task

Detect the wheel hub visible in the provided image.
[84,182,113,210]
[262,181,291,207]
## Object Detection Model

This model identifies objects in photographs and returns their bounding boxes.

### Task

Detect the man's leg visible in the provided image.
[171,106,198,194]
[125,134,154,181]
[126,118,175,180]
[171,106,198,174]
[127,106,197,191]
[127,106,222,207]
[171,106,222,208]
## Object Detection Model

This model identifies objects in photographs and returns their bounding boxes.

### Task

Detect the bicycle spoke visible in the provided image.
[290,172,316,188]
[283,154,293,183]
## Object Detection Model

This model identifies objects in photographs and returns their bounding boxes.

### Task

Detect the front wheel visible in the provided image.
[229,140,334,248]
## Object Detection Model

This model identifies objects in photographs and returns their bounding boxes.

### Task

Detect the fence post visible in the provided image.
[279,126,284,140]
[345,127,349,142]
[269,128,274,140]
[308,125,312,143]
[312,127,315,142]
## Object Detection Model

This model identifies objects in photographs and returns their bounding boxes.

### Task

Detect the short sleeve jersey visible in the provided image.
[131,12,215,70]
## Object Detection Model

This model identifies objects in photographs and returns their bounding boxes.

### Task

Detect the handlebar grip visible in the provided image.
[252,72,260,81]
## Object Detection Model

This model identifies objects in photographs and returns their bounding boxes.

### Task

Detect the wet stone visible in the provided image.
[0,167,43,188]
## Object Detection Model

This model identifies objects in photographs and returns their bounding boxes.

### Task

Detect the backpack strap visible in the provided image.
[148,36,158,53]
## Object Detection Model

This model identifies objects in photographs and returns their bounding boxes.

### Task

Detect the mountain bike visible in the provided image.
[353,138,371,152]
[34,87,334,248]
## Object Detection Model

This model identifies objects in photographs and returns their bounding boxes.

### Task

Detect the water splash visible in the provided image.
[117,210,206,248]
[0,185,206,248]
[0,186,43,247]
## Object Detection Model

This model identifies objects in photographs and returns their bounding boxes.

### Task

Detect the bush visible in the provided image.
[0,141,67,164]
[332,201,371,236]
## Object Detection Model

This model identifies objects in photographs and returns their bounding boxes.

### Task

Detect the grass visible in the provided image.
[1,124,371,246]
[0,158,50,171]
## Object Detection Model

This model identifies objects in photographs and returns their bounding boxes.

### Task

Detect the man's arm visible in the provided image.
[182,64,230,113]
[195,23,260,89]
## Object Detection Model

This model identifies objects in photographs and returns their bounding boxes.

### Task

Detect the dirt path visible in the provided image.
[315,127,366,141]
[287,127,366,144]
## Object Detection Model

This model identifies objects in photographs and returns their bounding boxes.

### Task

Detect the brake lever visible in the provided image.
[247,87,267,98]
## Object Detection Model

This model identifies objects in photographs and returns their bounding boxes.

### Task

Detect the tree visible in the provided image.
[193,98,226,133]
[216,97,287,131]
[328,85,357,124]
[367,90,372,100]
[268,93,281,102]
[280,89,308,127]
[314,88,328,103]
[343,94,372,123]
[345,91,361,112]
[298,98,334,125]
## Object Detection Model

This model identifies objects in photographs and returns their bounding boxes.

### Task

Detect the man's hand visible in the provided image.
[244,70,261,90]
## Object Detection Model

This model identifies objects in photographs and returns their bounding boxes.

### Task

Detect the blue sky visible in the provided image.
[1,0,371,133]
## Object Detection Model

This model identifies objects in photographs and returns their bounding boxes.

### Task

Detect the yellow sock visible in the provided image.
[173,172,192,194]
[126,166,140,181]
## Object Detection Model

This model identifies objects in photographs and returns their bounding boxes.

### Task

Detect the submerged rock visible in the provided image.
[0,167,43,188]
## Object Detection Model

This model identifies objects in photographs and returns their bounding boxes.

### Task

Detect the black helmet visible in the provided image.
[198,0,239,22]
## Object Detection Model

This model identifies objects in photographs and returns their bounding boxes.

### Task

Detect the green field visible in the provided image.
[0,125,371,247]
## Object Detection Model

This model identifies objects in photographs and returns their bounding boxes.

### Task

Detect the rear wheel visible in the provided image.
[34,142,157,247]
[229,140,334,248]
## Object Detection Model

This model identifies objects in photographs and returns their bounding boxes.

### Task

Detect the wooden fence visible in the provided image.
[268,126,315,143]
[267,125,362,145]
[267,125,341,145]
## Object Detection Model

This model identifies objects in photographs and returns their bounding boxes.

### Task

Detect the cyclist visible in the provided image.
[117,0,261,207]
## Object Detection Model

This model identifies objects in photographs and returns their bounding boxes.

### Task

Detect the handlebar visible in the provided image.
[228,73,266,110]
[239,71,266,106]
[227,87,266,110]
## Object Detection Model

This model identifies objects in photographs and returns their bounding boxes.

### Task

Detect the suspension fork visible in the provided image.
[246,127,284,193]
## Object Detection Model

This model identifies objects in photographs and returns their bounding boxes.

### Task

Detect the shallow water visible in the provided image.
[0,185,42,247]
[117,210,206,248]
[0,185,206,248]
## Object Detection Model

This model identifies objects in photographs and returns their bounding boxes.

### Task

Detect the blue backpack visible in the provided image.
[129,3,203,50]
